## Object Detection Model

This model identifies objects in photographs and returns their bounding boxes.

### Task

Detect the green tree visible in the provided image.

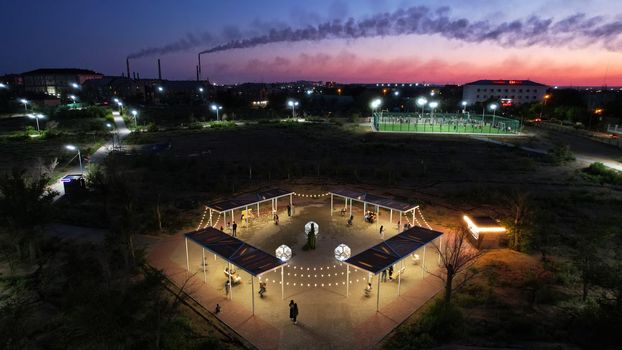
[0,169,57,262]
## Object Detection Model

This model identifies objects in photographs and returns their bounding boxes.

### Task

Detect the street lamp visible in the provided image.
[287,100,299,118]
[198,87,204,93]
[65,144,83,173]
[539,94,551,119]
[158,86,164,93]
[131,109,138,128]
[20,99,29,112]
[370,98,382,114]
[106,123,116,149]
[489,103,498,132]
[428,101,439,119]
[461,101,467,113]
[70,82,79,89]
[0,83,7,89]
[28,113,45,132]
[211,104,222,120]
[393,91,400,97]
[117,101,124,114]
[69,94,77,108]
[416,97,427,116]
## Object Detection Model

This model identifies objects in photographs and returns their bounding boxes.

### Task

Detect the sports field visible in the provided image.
[373,112,521,135]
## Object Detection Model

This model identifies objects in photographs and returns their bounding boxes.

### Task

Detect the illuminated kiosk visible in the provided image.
[463,215,507,248]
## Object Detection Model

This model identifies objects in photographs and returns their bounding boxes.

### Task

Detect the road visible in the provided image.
[51,113,130,200]
[473,126,622,172]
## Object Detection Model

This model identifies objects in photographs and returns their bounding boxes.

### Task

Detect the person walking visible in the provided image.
[293,302,299,324]
[287,204,292,217]
[381,269,387,282]
[232,222,237,237]
[224,280,231,297]
[289,300,295,322]
[379,225,384,239]
[388,265,394,280]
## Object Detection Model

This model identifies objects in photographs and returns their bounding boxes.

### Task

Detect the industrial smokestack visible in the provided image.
[197,53,202,81]
[158,59,162,80]
[196,65,199,81]
[126,58,130,80]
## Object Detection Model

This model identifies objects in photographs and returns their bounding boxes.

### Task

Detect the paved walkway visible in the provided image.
[147,203,444,350]
[51,113,130,200]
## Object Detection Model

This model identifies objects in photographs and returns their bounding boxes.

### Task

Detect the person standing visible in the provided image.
[379,225,384,239]
[293,302,299,325]
[232,222,237,237]
[388,265,394,280]
[381,269,387,282]
[287,204,291,217]
[289,300,295,322]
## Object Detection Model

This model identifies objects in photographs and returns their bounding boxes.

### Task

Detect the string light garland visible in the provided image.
[415,207,433,229]
[293,192,331,198]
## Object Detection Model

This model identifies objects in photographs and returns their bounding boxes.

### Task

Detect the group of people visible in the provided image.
[381,265,394,282]
[364,211,377,223]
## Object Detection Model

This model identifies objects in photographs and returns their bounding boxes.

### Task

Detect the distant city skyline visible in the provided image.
[2,0,622,86]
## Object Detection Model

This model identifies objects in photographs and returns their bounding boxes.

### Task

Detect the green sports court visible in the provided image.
[372,112,521,135]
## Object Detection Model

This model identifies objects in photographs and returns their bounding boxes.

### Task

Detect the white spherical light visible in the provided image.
[304,221,319,236]
[275,245,292,262]
[334,244,351,262]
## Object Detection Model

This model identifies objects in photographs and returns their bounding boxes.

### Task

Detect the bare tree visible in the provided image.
[506,189,532,251]
[430,227,483,304]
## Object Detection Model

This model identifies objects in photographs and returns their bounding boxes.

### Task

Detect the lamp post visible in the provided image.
[461,101,467,113]
[106,123,116,149]
[287,100,299,118]
[416,97,427,116]
[0,83,7,89]
[71,82,79,89]
[428,101,439,121]
[69,94,77,108]
[489,103,498,132]
[131,109,138,128]
[211,104,222,120]
[20,99,29,112]
[539,94,551,119]
[370,98,382,118]
[28,113,45,133]
[65,144,83,173]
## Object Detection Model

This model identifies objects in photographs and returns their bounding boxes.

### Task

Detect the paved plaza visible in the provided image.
[147,196,444,350]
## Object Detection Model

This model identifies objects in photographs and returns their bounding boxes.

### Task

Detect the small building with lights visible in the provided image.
[463,215,507,248]
[462,80,548,106]
[21,68,103,97]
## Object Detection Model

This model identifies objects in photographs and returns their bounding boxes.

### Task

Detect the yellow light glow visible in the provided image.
[463,215,506,239]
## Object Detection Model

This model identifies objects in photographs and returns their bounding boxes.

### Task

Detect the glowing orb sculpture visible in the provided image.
[334,244,351,261]
[275,245,292,262]
[304,221,319,236]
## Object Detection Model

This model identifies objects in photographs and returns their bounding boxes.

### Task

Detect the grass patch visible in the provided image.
[581,162,622,185]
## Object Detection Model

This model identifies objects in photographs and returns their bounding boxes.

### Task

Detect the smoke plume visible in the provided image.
[129,6,622,59]
[199,6,622,54]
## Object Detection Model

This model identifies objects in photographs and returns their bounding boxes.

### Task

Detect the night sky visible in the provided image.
[1,0,622,85]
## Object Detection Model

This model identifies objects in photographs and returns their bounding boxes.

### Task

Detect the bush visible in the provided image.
[547,144,575,165]
[581,162,622,185]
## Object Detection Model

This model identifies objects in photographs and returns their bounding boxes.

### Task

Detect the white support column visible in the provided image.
[438,236,442,264]
[390,209,393,224]
[289,194,293,215]
[228,262,232,300]
[209,208,213,227]
[398,260,402,296]
[376,274,381,312]
[363,202,367,217]
[422,246,427,278]
[276,197,278,211]
[185,237,190,272]
[349,199,352,217]
[245,205,249,226]
[281,266,284,300]
[223,211,227,228]
[231,209,234,226]
[251,276,255,315]
[330,194,333,216]
[202,248,206,283]
[412,210,415,227]
[346,265,350,297]
[257,202,260,218]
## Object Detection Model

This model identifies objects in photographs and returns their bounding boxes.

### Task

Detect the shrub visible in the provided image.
[581,162,622,185]
[547,144,575,165]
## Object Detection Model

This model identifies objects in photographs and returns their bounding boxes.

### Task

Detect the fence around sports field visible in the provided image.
[372,112,521,135]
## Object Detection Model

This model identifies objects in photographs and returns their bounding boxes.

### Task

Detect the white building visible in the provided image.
[462,80,548,106]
